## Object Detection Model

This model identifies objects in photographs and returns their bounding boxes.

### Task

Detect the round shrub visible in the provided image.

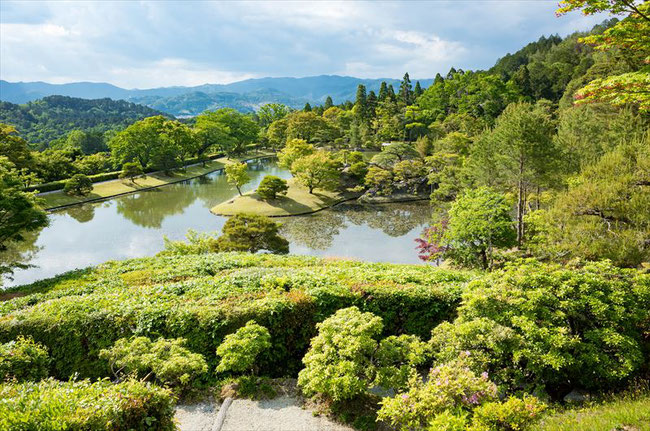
[430,260,650,393]
[0,336,50,382]
[297,306,428,402]
[257,175,288,200]
[63,173,93,196]
[216,320,271,374]
[100,337,207,390]
[469,395,546,431]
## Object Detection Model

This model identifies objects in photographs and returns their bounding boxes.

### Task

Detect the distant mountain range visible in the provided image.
[0,75,433,116]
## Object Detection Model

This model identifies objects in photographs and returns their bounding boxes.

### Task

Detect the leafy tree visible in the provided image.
[371,142,419,169]
[393,159,426,193]
[225,162,251,196]
[534,138,650,267]
[365,166,394,195]
[265,117,289,149]
[420,188,516,269]
[277,138,315,171]
[108,115,166,170]
[194,112,234,160]
[63,174,93,196]
[119,162,144,183]
[257,103,291,128]
[285,111,330,143]
[216,321,271,375]
[201,109,259,156]
[471,102,556,244]
[216,213,289,254]
[73,152,111,176]
[256,175,288,200]
[161,121,196,168]
[0,124,35,170]
[426,132,472,202]
[291,151,341,193]
[0,158,48,253]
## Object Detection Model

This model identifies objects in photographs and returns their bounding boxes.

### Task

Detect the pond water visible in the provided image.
[4,159,433,287]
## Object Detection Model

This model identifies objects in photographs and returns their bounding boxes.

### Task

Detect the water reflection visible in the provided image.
[4,159,432,287]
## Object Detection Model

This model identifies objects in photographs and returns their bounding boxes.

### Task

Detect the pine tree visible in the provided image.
[387,84,396,102]
[303,103,312,112]
[414,81,423,98]
[399,72,413,105]
[324,96,334,109]
[355,84,368,120]
[378,81,389,101]
[367,90,378,119]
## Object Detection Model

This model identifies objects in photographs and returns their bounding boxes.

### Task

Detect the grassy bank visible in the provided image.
[211,178,361,216]
[534,393,650,431]
[39,152,274,210]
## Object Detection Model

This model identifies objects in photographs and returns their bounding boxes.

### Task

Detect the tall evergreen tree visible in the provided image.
[433,73,444,85]
[387,84,397,102]
[367,91,378,119]
[414,81,423,98]
[378,81,389,101]
[324,96,334,110]
[355,84,368,120]
[399,72,413,105]
[303,103,312,112]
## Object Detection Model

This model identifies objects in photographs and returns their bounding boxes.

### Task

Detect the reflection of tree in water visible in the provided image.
[339,201,432,237]
[0,230,42,282]
[63,204,96,223]
[116,186,197,228]
[280,210,346,250]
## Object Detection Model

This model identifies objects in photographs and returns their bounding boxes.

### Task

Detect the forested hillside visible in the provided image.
[0,96,170,145]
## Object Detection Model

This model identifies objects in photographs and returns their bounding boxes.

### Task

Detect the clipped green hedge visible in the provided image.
[0,253,472,380]
[0,378,176,431]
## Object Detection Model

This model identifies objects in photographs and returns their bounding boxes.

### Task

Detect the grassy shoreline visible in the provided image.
[211,178,362,217]
[39,152,275,211]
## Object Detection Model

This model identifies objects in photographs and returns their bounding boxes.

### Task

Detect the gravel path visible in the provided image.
[220,396,355,431]
[175,401,220,431]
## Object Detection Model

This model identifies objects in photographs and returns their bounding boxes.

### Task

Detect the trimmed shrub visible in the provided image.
[63,173,93,196]
[257,175,288,200]
[216,320,271,374]
[430,260,650,393]
[100,337,207,390]
[0,336,49,382]
[469,395,547,431]
[0,253,470,382]
[298,307,429,402]
[0,378,176,430]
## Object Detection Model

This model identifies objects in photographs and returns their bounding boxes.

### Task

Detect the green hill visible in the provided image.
[0,95,171,145]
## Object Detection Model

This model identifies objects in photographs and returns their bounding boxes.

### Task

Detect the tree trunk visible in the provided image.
[236,186,242,196]
[517,158,525,246]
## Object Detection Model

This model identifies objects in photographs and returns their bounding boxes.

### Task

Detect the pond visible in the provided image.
[3,159,433,287]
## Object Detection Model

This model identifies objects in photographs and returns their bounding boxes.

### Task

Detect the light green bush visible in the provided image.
[216,320,271,374]
[100,337,207,390]
[0,378,176,430]
[430,260,650,392]
[0,336,49,382]
[469,395,547,431]
[298,307,428,402]
[257,175,288,200]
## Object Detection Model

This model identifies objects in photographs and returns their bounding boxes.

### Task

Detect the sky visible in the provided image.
[0,1,610,89]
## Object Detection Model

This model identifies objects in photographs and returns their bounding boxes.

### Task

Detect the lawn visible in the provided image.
[39,152,273,210]
[534,394,650,431]
[211,178,361,216]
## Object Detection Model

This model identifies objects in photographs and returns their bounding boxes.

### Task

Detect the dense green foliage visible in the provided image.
[99,337,207,390]
[0,253,470,380]
[215,213,290,254]
[0,96,169,145]
[216,320,272,374]
[298,307,429,402]
[0,378,176,430]
[225,162,251,196]
[430,260,650,394]
[257,175,289,200]
[0,336,49,382]
[63,173,94,196]
[377,357,546,431]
